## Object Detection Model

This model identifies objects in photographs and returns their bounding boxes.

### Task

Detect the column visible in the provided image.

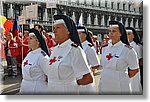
[72,11,76,23]
[93,0,99,6]
[9,4,13,18]
[101,15,105,26]
[78,12,84,26]
[125,18,128,27]
[63,11,66,15]
[0,0,3,16]
[100,0,105,7]
[120,17,123,24]
[43,8,48,21]
[115,16,117,21]
[87,13,91,26]
[135,19,139,28]
[107,15,111,26]
[94,14,98,26]
[130,18,134,27]
[54,9,57,15]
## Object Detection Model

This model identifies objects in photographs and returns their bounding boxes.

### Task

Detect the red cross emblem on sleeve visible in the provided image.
[106,53,113,60]
[24,60,28,67]
[49,57,57,65]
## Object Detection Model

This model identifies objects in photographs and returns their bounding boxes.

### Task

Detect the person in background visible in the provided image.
[34,24,44,33]
[99,21,140,94]
[20,28,49,94]
[102,34,110,46]
[5,32,18,78]
[77,26,100,94]
[46,33,56,55]
[22,30,29,59]
[126,27,142,94]
[45,15,93,94]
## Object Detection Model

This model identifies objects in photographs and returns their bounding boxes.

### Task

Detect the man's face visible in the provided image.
[53,24,70,44]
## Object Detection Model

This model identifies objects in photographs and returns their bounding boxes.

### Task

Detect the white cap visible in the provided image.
[109,24,119,27]
[29,33,35,37]
[54,19,65,25]
[126,30,133,33]
[53,19,67,28]
[77,29,85,32]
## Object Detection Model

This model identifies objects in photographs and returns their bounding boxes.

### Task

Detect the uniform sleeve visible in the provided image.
[71,47,91,79]
[137,44,143,59]
[86,47,100,67]
[38,55,50,75]
[126,48,139,70]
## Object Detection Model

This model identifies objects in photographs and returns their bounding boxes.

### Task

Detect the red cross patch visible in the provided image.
[24,60,28,67]
[49,57,57,65]
[106,53,113,60]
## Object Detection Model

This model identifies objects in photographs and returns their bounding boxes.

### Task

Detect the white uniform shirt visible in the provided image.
[130,41,142,94]
[82,41,100,67]
[130,41,142,59]
[79,41,100,94]
[45,39,91,94]
[99,41,139,94]
[20,48,49,94]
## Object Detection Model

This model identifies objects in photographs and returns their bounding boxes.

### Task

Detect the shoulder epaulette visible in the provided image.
[125,45,133,49]
[41,51,47,56]
[54,43,58,47]
[88,43,93,47]
[102,44,108,48]
[71,43,78,48]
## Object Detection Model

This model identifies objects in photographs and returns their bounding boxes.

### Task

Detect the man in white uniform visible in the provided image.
[77,26,100,94]
[126,27,142,94]
[45,15,93,94]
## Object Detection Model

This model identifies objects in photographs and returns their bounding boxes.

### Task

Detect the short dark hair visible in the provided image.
[34,24,44,31]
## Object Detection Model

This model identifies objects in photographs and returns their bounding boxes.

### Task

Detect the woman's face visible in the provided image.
[127,31,134,43]
[78,32,86,43]
[28,34,40,50]
[108,26,121,43]
[53,24,70,44]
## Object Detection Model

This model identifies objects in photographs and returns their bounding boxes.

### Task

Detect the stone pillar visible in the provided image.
[54,9,57,15]
[120,17,123,24]
[130,18,134,27]
[43,8,48,21]
[72,11,76,23]
[63,10,66,15]
[115,16,117,21]
[87,13,91,26]
[101,15,105,26]
[107,15,111,26]
[125,18,128,27]
[94,14,98,26]
[78,12,84,26]
[9,4,13,18]
[135,19,139,28]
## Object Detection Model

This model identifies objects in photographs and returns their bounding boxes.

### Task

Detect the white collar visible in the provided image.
[82,40,88,46]
[109,41,123,47]
[58,39,72,48]
[31,48,41,53]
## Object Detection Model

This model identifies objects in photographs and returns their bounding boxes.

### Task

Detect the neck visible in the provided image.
[31,46,40,51]
[59,38,69,45]
[112,39,120,45]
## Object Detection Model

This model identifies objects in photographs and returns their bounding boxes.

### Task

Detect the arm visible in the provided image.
[77,73,93,85]
[128,68,139,78]
[71,47,93,85]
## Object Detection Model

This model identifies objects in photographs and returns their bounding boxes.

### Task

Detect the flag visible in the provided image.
[12,17,21,37]
[0,15,13,34]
